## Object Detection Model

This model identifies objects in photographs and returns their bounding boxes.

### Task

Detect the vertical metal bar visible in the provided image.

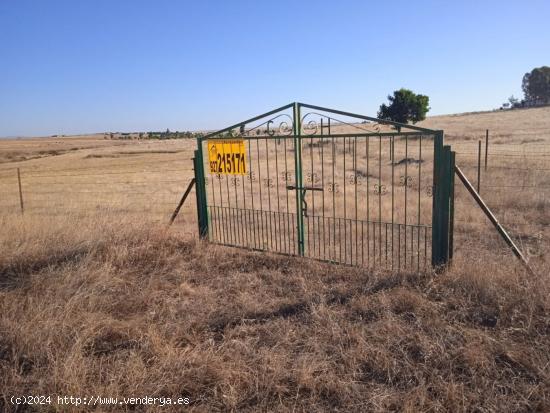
[241,140,248,247]
[404,135,408,269]
[200,144,209,238]
[321,123,326,260]
[339,218,342,263]
[310,133,315,257]
[193,146,208,238]
[274,137,281,252]
[354,136,358,265]
[477,140,481,194]
[373,220,376,267]
[378,134,382,266]
[332,135,336,261]
[343,136,347,263]
[385,222,388,267]
[398,223,401,270]
[210,158,219,242]
[391,135,395,270]
[485,129,489,171]
[424,227,428,269]
[366,136,370,266]
[224,143,234,246]
[410,225,414,269]
[256,139,264,249]
[216,147,225,244]
[440,145,452,267]
[17,168,24,215]
[248,139,256,249]
[449,150,456,263]
[417,135,422,272]
[283,137,290,254]
[431,131,444,267]
[266,139,273,250]
[349,220,357,265]
[233,142,241,246]
[361,220,364,266]
[292,138,297,255]
[293,103,305,256]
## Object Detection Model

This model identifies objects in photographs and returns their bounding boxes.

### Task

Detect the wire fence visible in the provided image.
[0,165,197,225]
[0,132,548,252]
[449,135,549,252]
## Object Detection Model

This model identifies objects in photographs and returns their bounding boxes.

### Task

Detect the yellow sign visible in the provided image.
[207,139,247,175]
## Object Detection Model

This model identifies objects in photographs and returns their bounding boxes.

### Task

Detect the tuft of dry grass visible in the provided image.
[1,215,548,412]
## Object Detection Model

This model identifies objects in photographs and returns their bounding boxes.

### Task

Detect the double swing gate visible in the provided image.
[193,103,455,271]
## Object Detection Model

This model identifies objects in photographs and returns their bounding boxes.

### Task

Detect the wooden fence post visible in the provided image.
[17,168,24,214]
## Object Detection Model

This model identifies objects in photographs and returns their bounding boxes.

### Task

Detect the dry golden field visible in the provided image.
[0,106,549,411]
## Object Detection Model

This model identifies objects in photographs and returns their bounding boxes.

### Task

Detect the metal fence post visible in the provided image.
[477,140,481,193]
[449,150,456,263]
[485,129,489,171]
[193,144,208,238]
[440,145,451,266]
[431,132,443,268]
[432,132,453,269]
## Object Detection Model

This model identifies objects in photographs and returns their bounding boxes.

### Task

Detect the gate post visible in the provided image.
[193,143,208,238]
[449,150,456,262]
[432,132,454,269]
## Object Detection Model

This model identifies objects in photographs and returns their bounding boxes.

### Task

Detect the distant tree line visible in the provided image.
[106,129,204,140]
[145,129,203,140]
[502,66,550,109]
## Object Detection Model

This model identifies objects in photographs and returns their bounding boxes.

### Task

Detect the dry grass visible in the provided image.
[0,215,549,412]
[1,107,550,411]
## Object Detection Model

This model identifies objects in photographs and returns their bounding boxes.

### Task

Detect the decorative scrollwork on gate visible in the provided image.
[399,175,414,188]
[300,112,328,135]
[264,113,293,136]
[373,184,387,195]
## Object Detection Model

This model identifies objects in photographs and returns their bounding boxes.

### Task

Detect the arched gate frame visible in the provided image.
[194,103,454,270]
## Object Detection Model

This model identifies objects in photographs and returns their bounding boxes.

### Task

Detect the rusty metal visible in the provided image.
[168,177,196,226]
[454,165,535,276]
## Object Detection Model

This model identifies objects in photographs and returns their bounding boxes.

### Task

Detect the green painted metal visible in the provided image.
[200,103,295,141]
[431,134,454,269]
[298,102,436,134]
[193,147,208,238]
[293,103,305,256]
[431,132,443,267]
[440,145,452,266]
[193,102,455,271]
[449,150,456,262]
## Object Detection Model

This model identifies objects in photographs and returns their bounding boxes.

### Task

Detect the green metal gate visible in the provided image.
[194,103,454,270]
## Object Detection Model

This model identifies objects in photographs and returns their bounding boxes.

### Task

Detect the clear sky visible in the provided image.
[0,0,549,137]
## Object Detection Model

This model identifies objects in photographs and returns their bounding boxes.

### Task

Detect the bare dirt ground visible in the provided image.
[0,107,549,411]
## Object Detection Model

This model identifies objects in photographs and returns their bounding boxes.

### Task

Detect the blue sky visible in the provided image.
[0,0,549,137]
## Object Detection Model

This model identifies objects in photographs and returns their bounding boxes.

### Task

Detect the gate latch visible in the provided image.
[285,185,324,192]
[286,185,324,217]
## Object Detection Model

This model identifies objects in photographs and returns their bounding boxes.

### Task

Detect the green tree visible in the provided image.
[522,66,550,103]
[377,88,430,124]
[508,95,520,107]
